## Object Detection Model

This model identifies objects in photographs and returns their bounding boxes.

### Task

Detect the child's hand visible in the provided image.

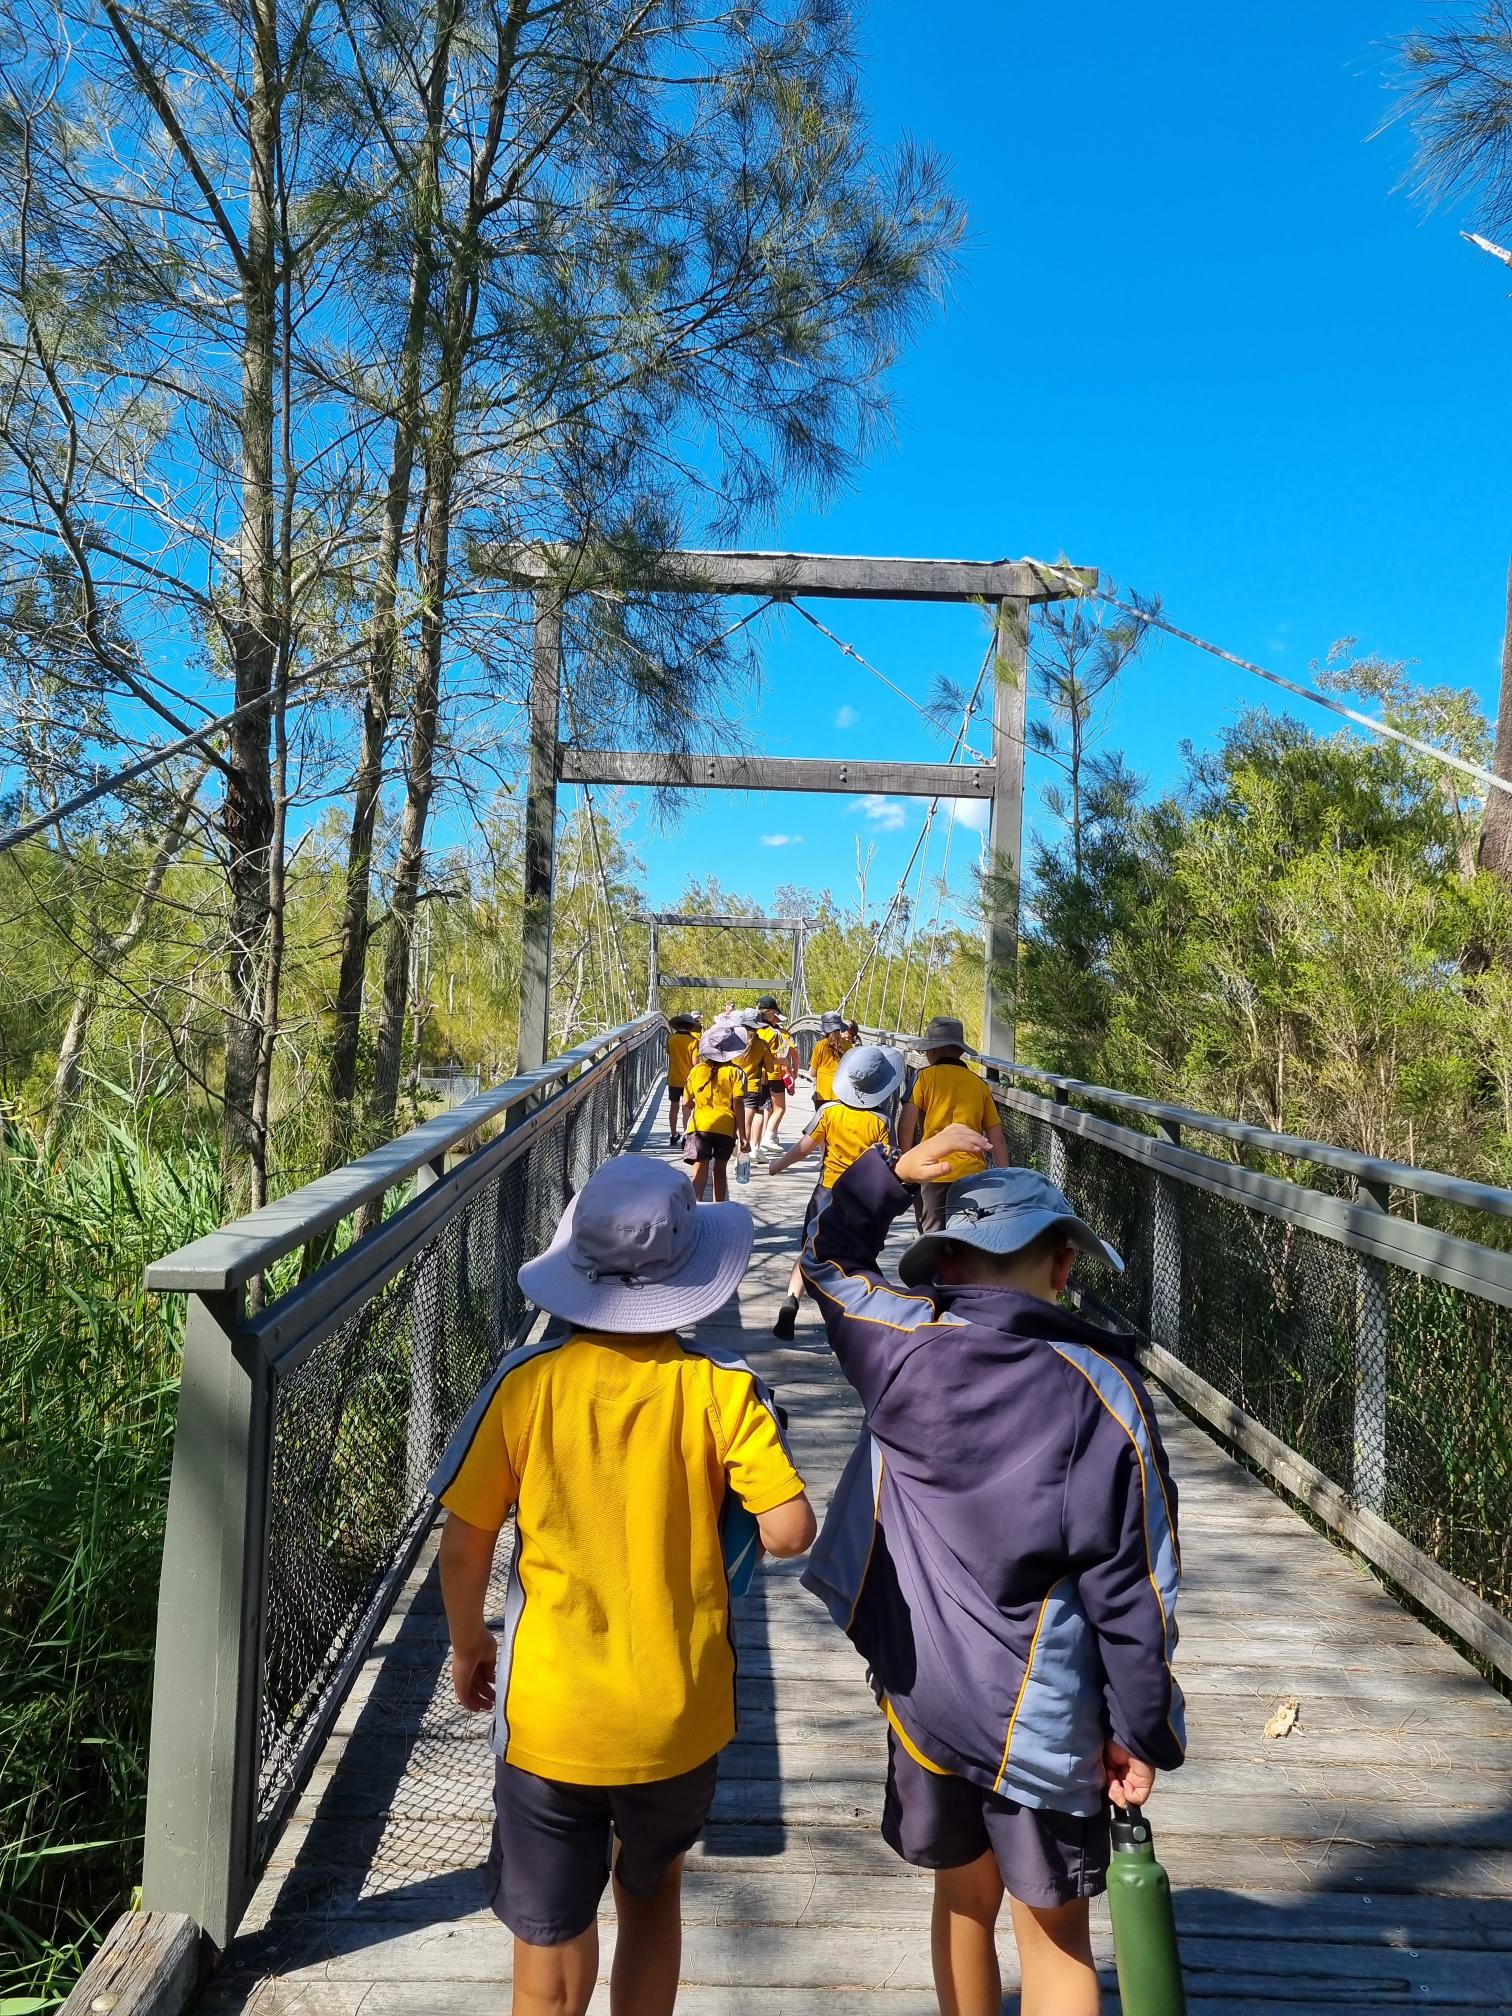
[451,1629,498,1712]
[1104,1739,1155,1806]
[894,1124,991,1186]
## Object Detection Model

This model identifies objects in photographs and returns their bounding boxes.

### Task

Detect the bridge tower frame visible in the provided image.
[496,549,1096,1069]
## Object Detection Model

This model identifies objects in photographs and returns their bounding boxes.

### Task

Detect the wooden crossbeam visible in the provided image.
[489,544,1095,605]
[657,975,789,991]
[561,749,996,798]
[635,912,802,931]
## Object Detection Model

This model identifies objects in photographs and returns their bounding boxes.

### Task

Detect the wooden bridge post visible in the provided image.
[518,594,562,1075]
[141,1289,268,1950]
[984,597,1028,1063]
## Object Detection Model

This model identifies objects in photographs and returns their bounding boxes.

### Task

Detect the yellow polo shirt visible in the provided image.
[666,1031,698,1086]
[685,1060,746,1137]
[438,1333,804,1784]
[810,1103,890,1188]
[906,1060,1000,1180]
[810,1035,853,1104]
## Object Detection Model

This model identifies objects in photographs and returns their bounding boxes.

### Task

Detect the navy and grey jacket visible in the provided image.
[799,1147,1185,1816]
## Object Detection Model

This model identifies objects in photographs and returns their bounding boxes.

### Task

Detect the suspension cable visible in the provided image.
[1022,560,1512,799]
[841,631,999,1018]
[787,601,993,764]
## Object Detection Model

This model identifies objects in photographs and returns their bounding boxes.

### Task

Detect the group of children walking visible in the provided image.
[431,1004,1185,2016]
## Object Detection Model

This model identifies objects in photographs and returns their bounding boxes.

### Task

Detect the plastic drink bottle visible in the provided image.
[1107,1804,1187,2016]
[736,1149,751,1184]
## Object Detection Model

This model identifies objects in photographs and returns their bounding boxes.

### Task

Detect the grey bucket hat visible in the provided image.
[819,1011,846,1034]
[899,1165,1124,1288]
[921,1014,971,1053]
[517,1154,753,1332]
[698,1023,748,1065]
[832,1043,906,1111]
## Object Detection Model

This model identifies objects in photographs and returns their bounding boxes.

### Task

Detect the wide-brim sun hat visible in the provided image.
[921,1014,971,1052]
[518,1153,753,1332]
[699,1024,748,1064]
[899,1165,1124,1288]
[833,1043,906,1111]
[819,1011,845,1034]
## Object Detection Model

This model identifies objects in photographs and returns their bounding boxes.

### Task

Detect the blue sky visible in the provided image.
[604,0,1512,920]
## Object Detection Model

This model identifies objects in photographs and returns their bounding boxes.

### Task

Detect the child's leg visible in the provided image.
[1008,1894,1099,2016]
[607,1760,716,2016]
[767,1086,786,1145]
[609,1852,685,2016]
[692,1158,709,1201]
[667,1091,680,1138]
[512,1926,598,2016]
[711,1158,729,1202]
[931,1853,1004,2016]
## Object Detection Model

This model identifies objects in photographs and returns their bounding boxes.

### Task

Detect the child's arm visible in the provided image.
[439,1512,500,1711]
[797,1127,988,1408]
[896,1098,921,1153]
[757,1491,817,1556]
[767,1131,817,1175]
[1064,1366,1185,1791]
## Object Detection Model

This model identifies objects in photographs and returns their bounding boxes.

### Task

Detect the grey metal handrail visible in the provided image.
[138,1013,668,1953]
[147,1013,664,1291]
[793,1019,1512,1224]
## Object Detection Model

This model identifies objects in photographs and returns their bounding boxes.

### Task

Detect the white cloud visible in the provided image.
[952,797,991,835]
[760,832,803,847]
[856,794,906,831]
[834,703,860,729]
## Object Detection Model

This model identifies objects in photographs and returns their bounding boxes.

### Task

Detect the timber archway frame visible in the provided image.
[491,547,1097,1071]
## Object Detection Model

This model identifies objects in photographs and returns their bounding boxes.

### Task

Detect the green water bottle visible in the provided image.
[1107,1803,1186,2016]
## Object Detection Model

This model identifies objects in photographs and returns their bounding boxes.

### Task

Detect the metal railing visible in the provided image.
[792,1018,1512,1682]
[138,1014,667,1949]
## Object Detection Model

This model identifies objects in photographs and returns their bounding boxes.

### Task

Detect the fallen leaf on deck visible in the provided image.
[1264,1696,1301,1740]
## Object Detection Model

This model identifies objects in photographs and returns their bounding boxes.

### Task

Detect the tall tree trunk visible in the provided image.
[43,763,210,1150]
[1478,558,1512,892]
[319,6,456,1175]
[366,424,456,1150]
[356,0,531,1183]
[221,0,281,1213]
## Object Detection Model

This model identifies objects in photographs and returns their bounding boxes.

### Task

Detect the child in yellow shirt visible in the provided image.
[665,1013,701,1147]
[766,1044,905,1339]
[808,1011,854,1105]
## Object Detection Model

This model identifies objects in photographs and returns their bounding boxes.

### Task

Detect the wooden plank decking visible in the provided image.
[202,1086,1512,2013]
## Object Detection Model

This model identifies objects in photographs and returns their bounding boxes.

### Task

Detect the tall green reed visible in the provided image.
[0,1106,220,2012]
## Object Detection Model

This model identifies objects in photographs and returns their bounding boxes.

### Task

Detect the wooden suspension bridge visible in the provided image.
[59,552,1512,2015]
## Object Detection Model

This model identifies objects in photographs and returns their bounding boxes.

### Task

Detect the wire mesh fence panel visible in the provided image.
[1383,1270,1512,1612]
[253,1029,662,1848]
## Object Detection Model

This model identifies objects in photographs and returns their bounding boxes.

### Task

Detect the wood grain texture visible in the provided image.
[195,1085,1512,2011]
[484,545,1096,605]
[60,1910,201,2016]
[559,750,998,797]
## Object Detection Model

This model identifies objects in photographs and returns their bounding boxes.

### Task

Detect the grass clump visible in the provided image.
[0,1113,219,2012]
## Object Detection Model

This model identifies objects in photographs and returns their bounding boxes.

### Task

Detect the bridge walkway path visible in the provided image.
[201,1084,1512,2013]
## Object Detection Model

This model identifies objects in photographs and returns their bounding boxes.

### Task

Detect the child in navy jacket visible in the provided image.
[801,1122,1184,2016]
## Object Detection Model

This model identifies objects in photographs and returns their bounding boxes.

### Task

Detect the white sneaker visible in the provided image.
[754,1142,771,1159]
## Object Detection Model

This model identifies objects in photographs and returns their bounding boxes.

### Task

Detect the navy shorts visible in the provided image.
[693,1131,734,1165]
[485,1755,718,1944]
[882,1730,1109,1909]
[746,1081,772,1111]
[801,1182,833,1243]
